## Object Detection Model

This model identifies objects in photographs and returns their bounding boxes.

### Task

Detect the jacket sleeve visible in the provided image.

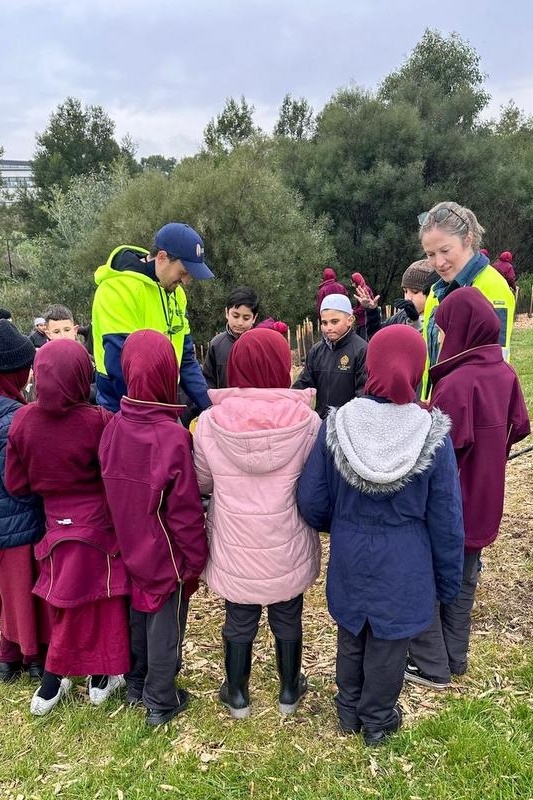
[506,372,531,452]
[297,421,333,532]
[102,333,128,403]
[293,348,316,390]
[353,342,367,398]
[4,423,32,497]
[192,415,214,495]
[426,434,465,605]
[365,307,382,339]
[202,341,218,389]
[179,334,211,411]
[163,436,208,582]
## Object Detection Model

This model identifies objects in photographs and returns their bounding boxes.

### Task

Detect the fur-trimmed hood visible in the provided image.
[326,397,450,494]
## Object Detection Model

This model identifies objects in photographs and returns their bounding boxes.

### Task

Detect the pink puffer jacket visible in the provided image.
[193,387,321,605]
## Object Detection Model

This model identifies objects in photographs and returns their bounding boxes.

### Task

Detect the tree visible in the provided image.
[379,29,489,130]
[140,155,177,174]
[203,96,259,153]
[32,97,125,201]
[274,94,314,139]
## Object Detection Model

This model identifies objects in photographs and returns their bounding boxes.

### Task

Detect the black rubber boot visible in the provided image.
[275,638,308,715]
[219,640,252,719]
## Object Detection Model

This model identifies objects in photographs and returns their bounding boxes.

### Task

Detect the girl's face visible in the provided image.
[421,228,474,283]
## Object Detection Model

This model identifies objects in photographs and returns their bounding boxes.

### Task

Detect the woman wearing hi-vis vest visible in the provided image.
[418,201,515,401]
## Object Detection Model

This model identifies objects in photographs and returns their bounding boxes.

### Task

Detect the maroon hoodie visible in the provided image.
[429,288,530,552]
[99,330,207,612]
[316,279,349,315]
[5,340,130,607]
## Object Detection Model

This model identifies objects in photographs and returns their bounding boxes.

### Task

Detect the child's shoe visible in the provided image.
[87,674,126,705]
[220,640,252,719]
[0,661,23,683]
[146,688,189,726]
[363,704,402,747]
[275,637,307,715]
[404,659,450,690]
[30,678,72,716]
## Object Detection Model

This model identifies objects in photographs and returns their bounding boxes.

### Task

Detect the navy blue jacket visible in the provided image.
[297,408,464,640]
[0,396,44,549]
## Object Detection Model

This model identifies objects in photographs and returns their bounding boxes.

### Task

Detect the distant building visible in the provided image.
[0,159,35,204]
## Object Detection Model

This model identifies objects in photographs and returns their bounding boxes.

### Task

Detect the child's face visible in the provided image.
[225,305,257,337]
[403,287,427,315]
[320,309,354,342]
[46,319,79,340]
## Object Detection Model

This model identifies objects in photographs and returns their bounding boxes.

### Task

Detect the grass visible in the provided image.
[1,324,532,800]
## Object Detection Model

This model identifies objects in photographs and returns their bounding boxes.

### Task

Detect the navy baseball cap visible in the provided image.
[154,222,214,280]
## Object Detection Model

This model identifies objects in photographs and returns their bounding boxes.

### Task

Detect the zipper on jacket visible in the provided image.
[156,490,181,581]
[106,554,111,597]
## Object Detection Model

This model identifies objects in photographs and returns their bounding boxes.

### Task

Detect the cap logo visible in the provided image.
[196,243,204,258]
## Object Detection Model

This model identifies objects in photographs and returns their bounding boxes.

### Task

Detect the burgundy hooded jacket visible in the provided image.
[429,288,530,552]
[5,340,130,608]
[99,330,207,612]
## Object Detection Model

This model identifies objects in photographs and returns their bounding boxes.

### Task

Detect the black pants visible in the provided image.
[336,622,408,732]
[408,549,480,679]
[223,594,303,643]
[127,587,189,712]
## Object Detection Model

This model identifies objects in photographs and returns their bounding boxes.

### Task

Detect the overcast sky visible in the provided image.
[2,0,532,161]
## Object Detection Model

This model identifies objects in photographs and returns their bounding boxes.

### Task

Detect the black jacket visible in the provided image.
[203,327,238,389]
[293,328,367,418]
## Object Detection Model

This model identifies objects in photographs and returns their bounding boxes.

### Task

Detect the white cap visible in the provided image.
[34,317,45,325]
[320,294,353,314]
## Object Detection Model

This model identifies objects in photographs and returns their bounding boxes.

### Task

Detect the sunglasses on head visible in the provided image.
[417,207,467,227]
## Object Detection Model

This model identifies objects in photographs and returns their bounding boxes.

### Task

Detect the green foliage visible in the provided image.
[32,97,123,198]
[274,94,314,139]
[140,154,178,174]
[379,28,489,129]
[203,96,259,153]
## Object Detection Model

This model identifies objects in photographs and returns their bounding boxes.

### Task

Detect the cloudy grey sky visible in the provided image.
[2,0,532,161]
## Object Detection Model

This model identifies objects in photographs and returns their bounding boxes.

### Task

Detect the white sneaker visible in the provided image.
[88,674,126,705]
[30,678,72,716]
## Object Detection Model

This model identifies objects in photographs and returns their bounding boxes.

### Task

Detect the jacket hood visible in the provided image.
[34,339,93,413]
[122,329,179,404]
[206,387,317,473]
[436,286,500,362]
[94,245,156,286]
[326,398,450,494]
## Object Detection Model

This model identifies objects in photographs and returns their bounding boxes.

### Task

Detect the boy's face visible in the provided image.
[46,319,79,340]
[403,287,427,315]
[225,304,257,337]
[320,309,354,342]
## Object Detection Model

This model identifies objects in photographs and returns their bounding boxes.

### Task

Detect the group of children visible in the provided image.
[0,200,530,747]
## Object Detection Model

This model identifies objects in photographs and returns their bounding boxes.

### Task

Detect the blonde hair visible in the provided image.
[418,201,485,250]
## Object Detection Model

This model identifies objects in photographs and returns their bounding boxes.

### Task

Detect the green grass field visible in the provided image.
[1,327,532,800]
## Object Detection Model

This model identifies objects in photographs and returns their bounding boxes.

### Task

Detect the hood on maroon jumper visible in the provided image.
[34,339,93,413]
[351,272,365,287]
[435,286,500,363]
[322,267,337,281]
[122,330,179,404]
[0,367,31,405]
[498,251,513,263]
[364,325,427,405]
[227,328,292,389]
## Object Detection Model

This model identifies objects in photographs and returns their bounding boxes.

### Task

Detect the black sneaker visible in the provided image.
[404,659,450,690]
[146,688,189,727]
